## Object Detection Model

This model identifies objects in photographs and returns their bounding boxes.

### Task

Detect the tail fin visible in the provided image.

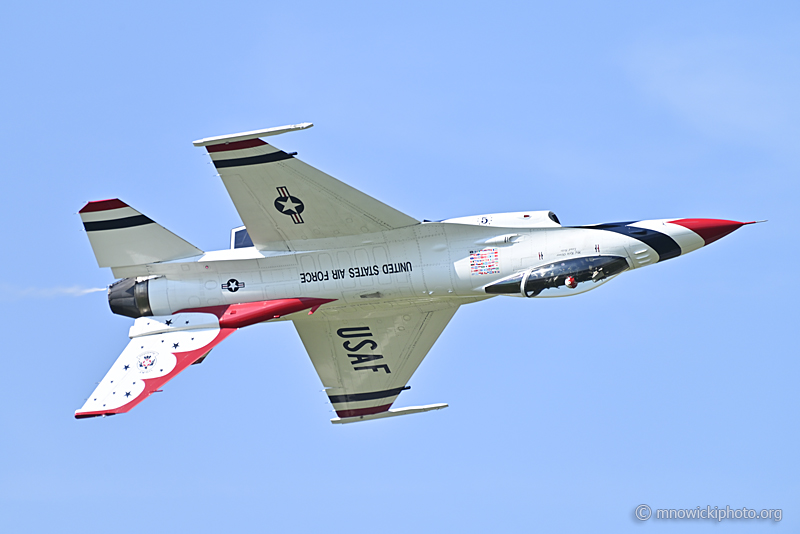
[79,199,203,271]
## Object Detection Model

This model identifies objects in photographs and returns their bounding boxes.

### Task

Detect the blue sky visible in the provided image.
[1,1,798,532]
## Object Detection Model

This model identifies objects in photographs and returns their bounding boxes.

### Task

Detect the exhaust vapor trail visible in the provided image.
[0,285,106,300]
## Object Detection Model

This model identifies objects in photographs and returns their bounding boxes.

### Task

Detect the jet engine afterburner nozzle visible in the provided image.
[108,278,153,318]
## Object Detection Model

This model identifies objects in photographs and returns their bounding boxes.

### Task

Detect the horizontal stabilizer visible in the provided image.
[330,403,448,424]
[75,313,234,419]
[79,199,203,269]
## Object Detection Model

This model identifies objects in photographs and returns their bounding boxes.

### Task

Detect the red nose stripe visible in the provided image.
[670,219,745,246]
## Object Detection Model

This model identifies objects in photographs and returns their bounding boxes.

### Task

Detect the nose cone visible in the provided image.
[669,219,752,246]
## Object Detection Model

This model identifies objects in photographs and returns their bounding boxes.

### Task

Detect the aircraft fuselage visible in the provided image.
[111,216,736,318]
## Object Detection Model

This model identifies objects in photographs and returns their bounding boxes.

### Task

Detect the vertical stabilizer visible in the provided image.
[79,199,203,268]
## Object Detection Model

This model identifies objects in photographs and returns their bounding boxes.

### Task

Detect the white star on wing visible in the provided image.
[277,197,302,213]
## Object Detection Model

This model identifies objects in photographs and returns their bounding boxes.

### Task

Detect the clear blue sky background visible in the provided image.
[1,2,797,532]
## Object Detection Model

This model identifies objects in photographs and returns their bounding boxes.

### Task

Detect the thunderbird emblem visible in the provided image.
[137,351,158,373]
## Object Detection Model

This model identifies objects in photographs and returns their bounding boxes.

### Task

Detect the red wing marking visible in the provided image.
[75,328,235,419]
[206,138,267,153]
[77,299,336,419]
[335,404,393,418]
[79,199,129,213]
[179,298,335,329]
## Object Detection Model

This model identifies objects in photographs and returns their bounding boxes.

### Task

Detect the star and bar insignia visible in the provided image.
[222,279,245,292]
[274,186,305,224]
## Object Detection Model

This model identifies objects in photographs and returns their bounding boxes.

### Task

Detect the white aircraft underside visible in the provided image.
[75,123,755,423]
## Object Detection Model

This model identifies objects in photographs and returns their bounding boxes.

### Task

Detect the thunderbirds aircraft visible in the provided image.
[75,123,755,423]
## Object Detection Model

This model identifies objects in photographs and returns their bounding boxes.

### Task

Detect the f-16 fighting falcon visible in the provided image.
[75,123,757,423]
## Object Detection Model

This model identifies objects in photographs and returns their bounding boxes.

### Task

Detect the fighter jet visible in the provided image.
[75,123,756,423]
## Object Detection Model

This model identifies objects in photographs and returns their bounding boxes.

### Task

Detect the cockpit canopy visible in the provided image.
[231,225,253,249]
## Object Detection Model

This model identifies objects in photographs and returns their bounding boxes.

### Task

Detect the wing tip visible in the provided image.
[74,411,118,419]
[192,122,313,147]
[79,199,130,214]
[330,403,449,424]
